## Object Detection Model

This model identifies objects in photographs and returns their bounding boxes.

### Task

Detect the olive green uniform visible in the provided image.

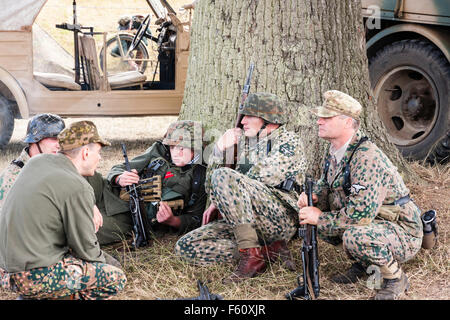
[0,153,126,299]
[91,141,207,245]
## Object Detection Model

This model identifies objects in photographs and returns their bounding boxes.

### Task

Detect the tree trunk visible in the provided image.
[179,0,414,179]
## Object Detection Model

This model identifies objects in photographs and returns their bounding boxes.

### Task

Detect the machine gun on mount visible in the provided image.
[286,176,320,300]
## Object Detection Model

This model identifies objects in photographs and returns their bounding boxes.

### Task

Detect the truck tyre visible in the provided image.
[427,131,450,165]
[369,39,450,162]
[0,95,14,148]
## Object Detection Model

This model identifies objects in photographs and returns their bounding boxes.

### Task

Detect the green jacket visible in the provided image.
[105,141,207,234]
[0,153,104,273]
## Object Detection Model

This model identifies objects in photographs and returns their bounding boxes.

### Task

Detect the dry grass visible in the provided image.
[1,117,449,300]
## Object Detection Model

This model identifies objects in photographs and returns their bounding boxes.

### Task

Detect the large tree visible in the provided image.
[179,0,412,178]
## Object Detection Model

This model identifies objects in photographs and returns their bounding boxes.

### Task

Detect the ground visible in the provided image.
[0,117,448,300]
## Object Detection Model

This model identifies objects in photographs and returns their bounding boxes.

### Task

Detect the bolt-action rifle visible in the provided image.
[121,143,152,249]
[286,176,320,300]
[224,62,255,168]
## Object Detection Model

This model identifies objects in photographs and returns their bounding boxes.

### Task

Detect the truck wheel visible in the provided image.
[0,95,14,148]
[369,39,450,162]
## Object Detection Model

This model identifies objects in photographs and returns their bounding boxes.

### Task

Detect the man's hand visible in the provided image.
[216,128,242,152]
[115,169,139,187]
[297,191,318,209]
[157,202,181,228]
[93,205,103,233]
[202,203,221,225]
[298,207,322,225]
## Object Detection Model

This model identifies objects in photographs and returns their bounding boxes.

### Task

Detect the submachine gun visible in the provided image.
[286,176,320,300]
[121,143,153,249]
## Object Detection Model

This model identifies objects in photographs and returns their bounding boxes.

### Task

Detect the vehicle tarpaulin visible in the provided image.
[0,0,47,31]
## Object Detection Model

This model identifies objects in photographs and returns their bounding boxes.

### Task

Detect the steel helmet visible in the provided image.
[23,113,66,144]
[238,92,288,125]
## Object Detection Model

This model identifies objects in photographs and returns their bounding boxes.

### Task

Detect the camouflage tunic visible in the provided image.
[175,126,307,265]
[315,130,423,266]
[0,148,30,213]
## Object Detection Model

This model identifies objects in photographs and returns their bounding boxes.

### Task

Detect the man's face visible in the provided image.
[316,116,348,140]
[240,115,265,137]
[84,143,102,176]
[38,137,60,154]
[170,145,194,167]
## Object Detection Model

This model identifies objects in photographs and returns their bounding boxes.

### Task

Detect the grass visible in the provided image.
[1,117,449,300]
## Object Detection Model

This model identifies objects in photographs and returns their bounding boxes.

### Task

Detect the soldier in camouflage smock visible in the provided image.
[0,113,65,213]
[297,90,423,300]
[175,92,307,283]
[0,121,126,300]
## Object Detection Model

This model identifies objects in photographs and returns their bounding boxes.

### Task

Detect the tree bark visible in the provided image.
[179,0,414,179]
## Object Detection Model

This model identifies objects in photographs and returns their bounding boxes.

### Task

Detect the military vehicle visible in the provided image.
[0,0,191,148]
[362,0,450,163]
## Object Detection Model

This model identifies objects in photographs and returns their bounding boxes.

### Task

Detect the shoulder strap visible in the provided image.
[187,164,206,207]
[342,137,369,196]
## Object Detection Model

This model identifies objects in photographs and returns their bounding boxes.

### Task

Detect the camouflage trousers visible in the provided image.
[331,220,422,267]
[175,167,297,265]
[0,255,126,300]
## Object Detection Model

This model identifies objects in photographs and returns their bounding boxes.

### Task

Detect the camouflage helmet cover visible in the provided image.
[58,120,110,152]
[238,92,287,125]
[23,113,66,144]
[162,120,203,149]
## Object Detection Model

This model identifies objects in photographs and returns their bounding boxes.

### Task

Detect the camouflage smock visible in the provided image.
[315,130,422,238]
[0,148,30,213]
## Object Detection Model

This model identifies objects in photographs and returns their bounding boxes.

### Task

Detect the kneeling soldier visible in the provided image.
[297,90,423,300]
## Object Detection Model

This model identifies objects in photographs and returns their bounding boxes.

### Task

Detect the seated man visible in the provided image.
[0,113,65,212]
[297,90,423,300]
[0,121,126,300]
[175,92,307,283]
[88,120,207,245]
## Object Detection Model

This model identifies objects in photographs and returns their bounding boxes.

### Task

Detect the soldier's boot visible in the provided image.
[222,247,267,284]
[330,262,367,284]
[223,224,266,284]
[262,240,296,271]
[374,260,409,300]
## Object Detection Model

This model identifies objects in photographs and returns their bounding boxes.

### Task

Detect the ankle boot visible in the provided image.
[223,247,267,284]
[262,240,296,271]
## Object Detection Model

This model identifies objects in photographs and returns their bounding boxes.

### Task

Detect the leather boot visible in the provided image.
[374,273,410,300]
[262,240,296,271]
[330,262,367,284]
[223,247,267,284]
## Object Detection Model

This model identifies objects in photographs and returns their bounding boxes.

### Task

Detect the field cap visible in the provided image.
[310,90,362,119]
[58,120,110,151]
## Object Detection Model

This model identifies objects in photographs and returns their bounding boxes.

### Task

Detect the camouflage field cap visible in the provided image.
[58,120,110,152]
[162,120,203,149]
[239,92,287,125]
[23,113,65,143]
[310,90,362,119]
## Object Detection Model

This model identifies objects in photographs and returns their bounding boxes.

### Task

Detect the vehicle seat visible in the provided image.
[33,72,81,91]
[78,34,146,90]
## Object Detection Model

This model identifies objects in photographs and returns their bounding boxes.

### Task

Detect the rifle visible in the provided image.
[224,62,255,167]
[162,280,223,300]
[285,176,320,300]
[121,143,152,249]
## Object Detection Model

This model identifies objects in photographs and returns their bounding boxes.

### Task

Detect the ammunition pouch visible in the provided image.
[275,177,301,193]
[119,175,162,202]
[377,195,411,222]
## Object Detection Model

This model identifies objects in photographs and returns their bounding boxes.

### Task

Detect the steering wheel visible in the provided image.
[128,14,151,54]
